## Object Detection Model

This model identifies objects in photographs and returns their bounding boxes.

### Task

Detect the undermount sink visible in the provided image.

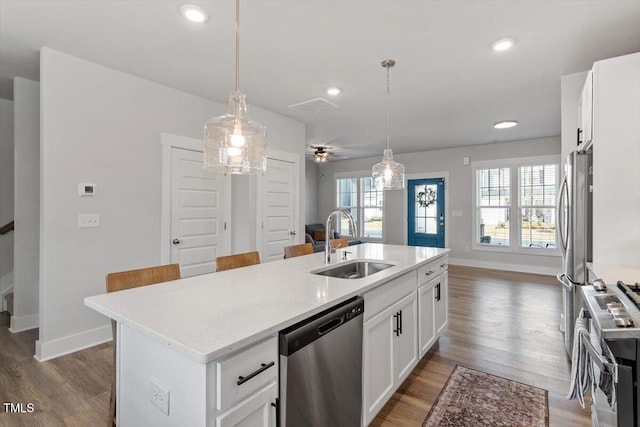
[312,260,394,279]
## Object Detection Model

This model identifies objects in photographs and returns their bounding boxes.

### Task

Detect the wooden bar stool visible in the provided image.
[105,263,181,427]
[284,243,313,259]
[216,251,261,272]
[329,237,349,250]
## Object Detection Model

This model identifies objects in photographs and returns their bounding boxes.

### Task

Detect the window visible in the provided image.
[519,165,557,248]
[473,156,559,254]
[477,168,510,246]
[336,175,383,239]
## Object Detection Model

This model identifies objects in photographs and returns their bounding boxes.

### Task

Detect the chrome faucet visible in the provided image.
[325,208,358,264]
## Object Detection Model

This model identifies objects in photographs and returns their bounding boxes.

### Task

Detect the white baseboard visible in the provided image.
[34,325,113,362]
[448,257,559,276]
[9,313,39,333]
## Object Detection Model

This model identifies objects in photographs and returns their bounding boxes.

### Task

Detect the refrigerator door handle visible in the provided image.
[557,175,569,255]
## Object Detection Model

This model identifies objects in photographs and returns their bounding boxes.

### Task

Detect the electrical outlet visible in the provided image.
[78,214,100,228]
[149,378,169,415]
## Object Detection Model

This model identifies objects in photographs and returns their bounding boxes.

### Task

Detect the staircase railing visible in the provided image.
[0,220,14,235]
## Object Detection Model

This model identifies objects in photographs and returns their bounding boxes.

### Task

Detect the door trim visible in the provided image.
[255,149,301,261]
[160,132,231,265]
[402,171,449,248]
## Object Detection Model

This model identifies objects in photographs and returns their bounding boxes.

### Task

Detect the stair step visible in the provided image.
[4,291,13,315]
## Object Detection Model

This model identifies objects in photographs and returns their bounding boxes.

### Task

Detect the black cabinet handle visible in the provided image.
[237,361,275,386]
[577,128,582,146]
[438,283,441,301]
[398,310,403,335]
[271,398,280,426]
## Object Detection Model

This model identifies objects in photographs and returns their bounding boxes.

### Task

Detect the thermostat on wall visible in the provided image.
[78,183,97,196]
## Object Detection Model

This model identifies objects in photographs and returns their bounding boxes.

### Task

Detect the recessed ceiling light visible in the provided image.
[491,38,516,52]
[494,120,518,129]
[326,87,342,96]
[181,4,208,23]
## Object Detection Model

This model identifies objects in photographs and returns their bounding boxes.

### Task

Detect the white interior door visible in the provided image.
[170,147,228,276]
[260,157,297,263]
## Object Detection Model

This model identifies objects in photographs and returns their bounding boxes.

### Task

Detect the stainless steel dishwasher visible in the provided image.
[279,296,364,427]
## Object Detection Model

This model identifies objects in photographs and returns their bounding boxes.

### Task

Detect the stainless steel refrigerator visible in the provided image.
[557,150,592,358]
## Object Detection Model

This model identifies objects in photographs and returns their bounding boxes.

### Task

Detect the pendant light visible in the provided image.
[203,0,267,174]
[372,59,405,190]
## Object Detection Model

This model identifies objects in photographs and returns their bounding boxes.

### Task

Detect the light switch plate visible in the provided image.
[149,378,170,415]
[78,214,100,228]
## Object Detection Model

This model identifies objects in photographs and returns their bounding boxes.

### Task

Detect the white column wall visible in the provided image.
[11,78,40,332]
[0,99,14,298]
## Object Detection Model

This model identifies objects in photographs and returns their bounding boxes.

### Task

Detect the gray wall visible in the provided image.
[0,98,14,296]
[318,136,562,274]
[305,160,319,224]
[38,48,304,360]
[11,78,40,332]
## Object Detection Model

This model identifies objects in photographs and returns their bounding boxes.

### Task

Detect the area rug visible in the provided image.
[423,365,549,427]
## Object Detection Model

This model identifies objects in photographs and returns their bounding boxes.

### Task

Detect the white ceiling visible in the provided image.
[1,0,639,159]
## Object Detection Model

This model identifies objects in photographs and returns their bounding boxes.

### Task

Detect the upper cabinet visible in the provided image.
[577,70,593,150]
[590,52,640,268]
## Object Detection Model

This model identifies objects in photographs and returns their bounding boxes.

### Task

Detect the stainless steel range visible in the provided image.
[581,280,640,427]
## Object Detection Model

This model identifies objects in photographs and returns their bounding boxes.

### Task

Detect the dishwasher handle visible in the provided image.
[318,316,344,335]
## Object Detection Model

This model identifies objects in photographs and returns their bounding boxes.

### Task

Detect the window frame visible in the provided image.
[471,155,561,257]
[335,171,384,242]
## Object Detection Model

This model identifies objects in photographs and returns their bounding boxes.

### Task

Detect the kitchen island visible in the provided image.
[86,243,449,426]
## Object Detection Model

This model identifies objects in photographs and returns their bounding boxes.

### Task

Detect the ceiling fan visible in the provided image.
[310,146,334,163]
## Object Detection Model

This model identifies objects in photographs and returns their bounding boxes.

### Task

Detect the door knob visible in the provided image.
[290,231,296,235]
[172,239,180,245]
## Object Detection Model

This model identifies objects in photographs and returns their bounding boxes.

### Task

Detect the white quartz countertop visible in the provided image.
[85,243,449,364]
[587,262,640,285]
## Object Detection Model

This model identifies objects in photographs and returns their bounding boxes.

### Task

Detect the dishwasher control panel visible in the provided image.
[346,304,363,320]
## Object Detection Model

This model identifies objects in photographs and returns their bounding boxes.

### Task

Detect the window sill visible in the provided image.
[472,244,561,257]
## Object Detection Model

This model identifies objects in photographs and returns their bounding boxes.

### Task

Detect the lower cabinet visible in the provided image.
[435,274,448,336]
[418,281,436,357]
[216,381,277,427]
[363,292,417,426]
[419,272,447,357]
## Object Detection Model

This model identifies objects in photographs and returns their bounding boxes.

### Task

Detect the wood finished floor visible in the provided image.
[0,265,590,426]
[371,265,591,427]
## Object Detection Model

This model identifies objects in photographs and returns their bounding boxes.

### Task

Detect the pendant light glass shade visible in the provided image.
[372,148,405,190]
[203,0,267,174]
[372,59,405,190]
[204,91,266,174]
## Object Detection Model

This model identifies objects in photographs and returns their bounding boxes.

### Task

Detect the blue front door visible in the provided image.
[408,178,445,248]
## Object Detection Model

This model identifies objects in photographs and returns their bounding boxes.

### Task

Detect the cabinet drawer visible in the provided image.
[216,336,278,412]
[418,256,448,286]
[364,271,417,321]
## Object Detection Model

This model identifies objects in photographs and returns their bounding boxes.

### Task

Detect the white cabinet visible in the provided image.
[418,271,448,357]
[216,381,277,427]
[577,70,593,149]
[394,293,418,383]
[363,303,396,425]
[363,292,418,426]
[591,52,640,268]
[434,275,448,336]
[418,281,436,357]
